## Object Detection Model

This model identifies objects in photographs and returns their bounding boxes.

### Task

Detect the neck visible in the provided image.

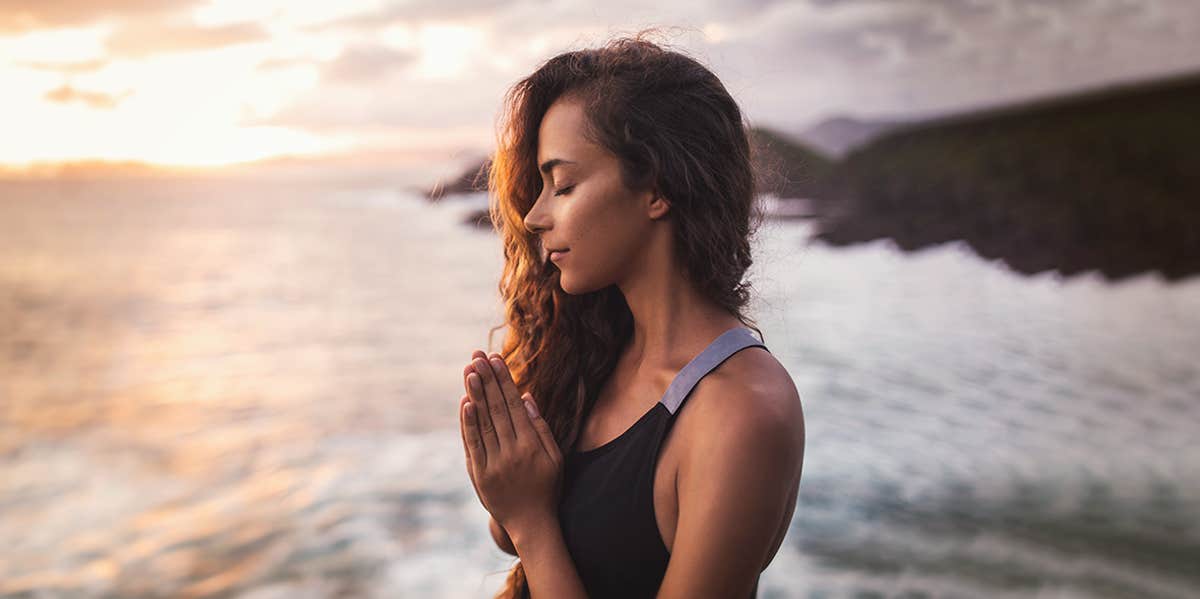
[615,228,743,375]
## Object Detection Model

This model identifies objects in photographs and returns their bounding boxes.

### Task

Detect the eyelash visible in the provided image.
[554,185,575,197]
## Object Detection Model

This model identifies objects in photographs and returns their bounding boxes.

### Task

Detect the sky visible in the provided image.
[1,0,1197,184]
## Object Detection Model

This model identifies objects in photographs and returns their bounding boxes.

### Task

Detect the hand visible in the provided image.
[459,350,564,537]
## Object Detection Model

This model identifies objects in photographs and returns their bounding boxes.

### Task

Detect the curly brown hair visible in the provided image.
[482,27,767,598]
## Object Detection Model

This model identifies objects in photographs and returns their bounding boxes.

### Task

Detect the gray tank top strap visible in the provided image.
[659,326,768,415]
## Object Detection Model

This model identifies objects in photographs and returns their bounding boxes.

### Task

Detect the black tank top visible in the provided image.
[557,326,769,598]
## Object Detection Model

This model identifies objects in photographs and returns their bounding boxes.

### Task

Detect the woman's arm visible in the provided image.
[490,514,517,556]
[655,376,805,599]
[508,513,590,599]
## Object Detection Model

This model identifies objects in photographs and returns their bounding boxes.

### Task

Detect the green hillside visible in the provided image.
[748,126,834,200]
[812,71,1200,282]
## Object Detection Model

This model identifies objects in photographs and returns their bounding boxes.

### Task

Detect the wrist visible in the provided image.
[506,511,560,553]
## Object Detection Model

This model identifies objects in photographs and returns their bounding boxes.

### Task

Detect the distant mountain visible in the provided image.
[793,116,911,158]
[747,127,833,202]
[813,69,1200,282]
[423,154,491,201]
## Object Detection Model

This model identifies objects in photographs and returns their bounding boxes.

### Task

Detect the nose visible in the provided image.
[524,194,551,235]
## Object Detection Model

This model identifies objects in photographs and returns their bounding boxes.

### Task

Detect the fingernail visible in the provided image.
[524,400,537,419]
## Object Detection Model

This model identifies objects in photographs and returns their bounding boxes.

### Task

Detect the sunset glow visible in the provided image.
[2,0,1197,177]
[1,16,360,167]
[0,3,501,171]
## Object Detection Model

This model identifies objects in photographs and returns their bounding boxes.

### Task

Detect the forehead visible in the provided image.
[536,97,592,166]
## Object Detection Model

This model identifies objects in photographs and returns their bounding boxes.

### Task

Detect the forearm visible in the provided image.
[510,515,589,599]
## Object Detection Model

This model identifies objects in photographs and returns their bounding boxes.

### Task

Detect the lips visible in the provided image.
[549,249,568,262]
[542,244,569,262]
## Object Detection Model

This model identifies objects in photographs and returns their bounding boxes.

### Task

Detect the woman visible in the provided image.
[457,31,805,599]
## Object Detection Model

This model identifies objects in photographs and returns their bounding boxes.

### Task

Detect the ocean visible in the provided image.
[1,179,1197,598]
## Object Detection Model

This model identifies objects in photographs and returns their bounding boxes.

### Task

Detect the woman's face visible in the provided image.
[524,96,668,294]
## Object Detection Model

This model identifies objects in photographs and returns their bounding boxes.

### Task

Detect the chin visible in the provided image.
[556,270,606,295]
[558,273,582,295]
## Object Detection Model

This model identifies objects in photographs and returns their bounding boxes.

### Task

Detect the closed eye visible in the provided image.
[554,185,575,197]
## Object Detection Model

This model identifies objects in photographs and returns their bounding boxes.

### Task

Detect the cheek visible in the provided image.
[564,203,644,276]
[563,196,621,250]
[565,183,637,240]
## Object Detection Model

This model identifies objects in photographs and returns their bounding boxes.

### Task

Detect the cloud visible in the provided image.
[44,84,132,109]
[0,0,199,34]
[322,44,418,83]
[251,75,497,132]
[105,20,270,58]
[6,0,1199,170]
[16,58,108,74]
[246,0,1200,148]
[256,56,319,71]
[307,0,516,32]
[681,0,1200,129]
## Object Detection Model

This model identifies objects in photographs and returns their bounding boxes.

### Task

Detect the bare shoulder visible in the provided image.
[679,346,806,468]
[658,346,805,597]
[698,345,804,428]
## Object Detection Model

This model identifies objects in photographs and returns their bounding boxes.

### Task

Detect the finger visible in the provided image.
[463,363,475,396]
[459,394,480,477]
[463,349,488,395]
[462,392,487,471]
[473,356,517,446]
[467,370,501,457]
[459,395,472,473]
[458,364,482,458]
[522,392,562,466]
[459,393,467,454]
[488,354,539,442]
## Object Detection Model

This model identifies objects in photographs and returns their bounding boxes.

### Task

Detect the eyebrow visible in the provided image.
[539,158,576,175]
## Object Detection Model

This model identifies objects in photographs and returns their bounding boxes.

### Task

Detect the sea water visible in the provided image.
[1,179,1196,598]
